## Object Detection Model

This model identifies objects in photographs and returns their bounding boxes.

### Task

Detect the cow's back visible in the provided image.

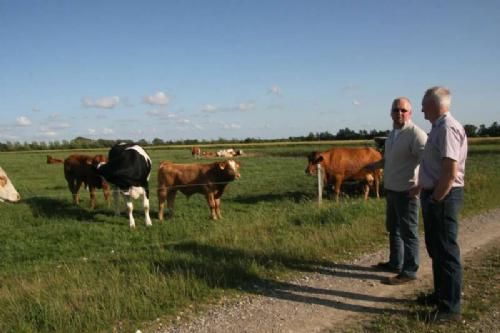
[324,147,382,177]
[158,161,209,188]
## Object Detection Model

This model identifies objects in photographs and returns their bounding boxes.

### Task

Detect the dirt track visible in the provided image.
[153,209,500,333]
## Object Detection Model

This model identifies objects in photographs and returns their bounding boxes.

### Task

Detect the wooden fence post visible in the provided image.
[317,163,322,204]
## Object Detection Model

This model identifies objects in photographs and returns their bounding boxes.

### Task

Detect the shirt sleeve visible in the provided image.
[441,125,462,161]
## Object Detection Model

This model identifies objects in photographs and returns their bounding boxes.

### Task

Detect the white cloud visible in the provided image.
[238,102,255,112]
[146,109,176,119]
[32,107,41,112]
[39,130,57,137]
[82,96,120,109]
[268,85,282,96]
[88,128,96,135]
[201,104,217,113]
[43,122,70,130]
[143,91,169,105]
[177,119,191,124]
[352,100,361,106]
[16,116,32,126]
[224,123,241,129]
[103,128,114,134]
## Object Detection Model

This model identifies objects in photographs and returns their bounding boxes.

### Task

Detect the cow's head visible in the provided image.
[0,167,21,203]
[305,151,324,175]
[218,160,241,180]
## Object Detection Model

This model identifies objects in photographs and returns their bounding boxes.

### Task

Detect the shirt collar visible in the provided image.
[432,113,448,128]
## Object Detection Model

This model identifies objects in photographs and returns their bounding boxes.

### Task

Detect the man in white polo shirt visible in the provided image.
[371,97,427,285]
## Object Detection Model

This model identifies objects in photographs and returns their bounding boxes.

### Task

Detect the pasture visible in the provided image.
[0,140,499,332]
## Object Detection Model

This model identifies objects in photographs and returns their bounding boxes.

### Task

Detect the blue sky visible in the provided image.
[1,0,499,142]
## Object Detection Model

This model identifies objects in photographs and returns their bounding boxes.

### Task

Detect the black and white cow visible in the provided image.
[95,143,152,228]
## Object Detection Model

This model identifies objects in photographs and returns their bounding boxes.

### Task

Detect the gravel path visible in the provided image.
[150,209,500,333]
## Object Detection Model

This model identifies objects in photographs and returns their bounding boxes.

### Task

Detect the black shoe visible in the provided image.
[416,292,439,305]
[372,261,401,273]
[382,273,417,285]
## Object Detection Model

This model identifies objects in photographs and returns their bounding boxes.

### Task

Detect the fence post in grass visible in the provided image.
[317,163,322,204]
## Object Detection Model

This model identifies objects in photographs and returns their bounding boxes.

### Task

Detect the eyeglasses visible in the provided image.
[391,108,409,113]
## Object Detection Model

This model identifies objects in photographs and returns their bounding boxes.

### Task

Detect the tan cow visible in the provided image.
[191,146,202,158]
[46,155,63,164]
[0,167,21,203]
[64,154,110,209]
[305,147,383,201]
[157,160,240,220]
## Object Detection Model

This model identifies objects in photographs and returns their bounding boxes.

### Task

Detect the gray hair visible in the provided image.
[424,86,451,109]
[391,97,412,110]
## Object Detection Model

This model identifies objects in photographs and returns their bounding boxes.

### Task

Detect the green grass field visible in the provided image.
[0,141,499,332]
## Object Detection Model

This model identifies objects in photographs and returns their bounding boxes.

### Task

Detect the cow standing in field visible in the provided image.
[191,146,202,158]
[95,143,152,228]
[0,167,21,203]
[157,160,240,221]
[46,155,63,164]
[64,154,110,209]
[305,147,383,201]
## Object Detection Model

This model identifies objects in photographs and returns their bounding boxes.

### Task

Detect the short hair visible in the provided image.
[391,97,412,111]
[424,86,451,109]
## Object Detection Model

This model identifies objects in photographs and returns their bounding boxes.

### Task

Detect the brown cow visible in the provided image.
[191,146,202,158]
[64,154,111,209]
[157,160,240,220]
[46,155,63,164]
[305,147,383,201]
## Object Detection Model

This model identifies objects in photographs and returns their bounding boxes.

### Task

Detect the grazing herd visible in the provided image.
[1,143,383,228]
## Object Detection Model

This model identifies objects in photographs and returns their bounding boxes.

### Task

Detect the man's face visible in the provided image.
[421,96,438,122]
[391,99,412,128]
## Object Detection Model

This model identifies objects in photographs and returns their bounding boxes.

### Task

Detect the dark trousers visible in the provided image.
[421,187,464,314]
[385,190,420,277]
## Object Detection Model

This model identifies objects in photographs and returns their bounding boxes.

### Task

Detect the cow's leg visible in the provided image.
[214,198,222,219]
[103,185,111,208]
[125,195,136,228]
[375,174,380,199]
[89,186,97,209]
[334,177,343,202]
[143,190,152,227]
[363,183,370,200]
[68,179,82,205]
[157,185,167,221]
[205,193,217,220]
[214,191,224,219]
[166,190,177,218]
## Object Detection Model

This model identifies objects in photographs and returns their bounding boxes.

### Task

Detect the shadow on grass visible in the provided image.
[231,191,312,204]
[151,241,408,316]
[24,196,112,222]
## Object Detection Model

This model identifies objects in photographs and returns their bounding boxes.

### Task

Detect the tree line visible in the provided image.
[1,121,499,152]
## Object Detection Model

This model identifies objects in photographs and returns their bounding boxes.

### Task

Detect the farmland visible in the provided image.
[0,140,499,332]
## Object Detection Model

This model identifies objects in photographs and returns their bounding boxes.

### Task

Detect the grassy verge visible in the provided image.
[343,243,499,333]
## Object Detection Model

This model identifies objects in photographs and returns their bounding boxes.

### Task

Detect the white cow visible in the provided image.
[0,167,21,202]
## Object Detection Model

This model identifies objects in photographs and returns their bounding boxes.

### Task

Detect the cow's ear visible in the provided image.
[0,176,7,187]
[218,162,226,170]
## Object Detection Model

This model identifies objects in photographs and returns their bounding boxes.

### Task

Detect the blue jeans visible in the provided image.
[421,187,464,314]
[385,190,420,278]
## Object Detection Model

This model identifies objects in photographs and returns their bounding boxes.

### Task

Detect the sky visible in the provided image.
[1,0,499,143]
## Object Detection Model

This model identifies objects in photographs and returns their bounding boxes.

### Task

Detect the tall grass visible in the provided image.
[0,143,499,332]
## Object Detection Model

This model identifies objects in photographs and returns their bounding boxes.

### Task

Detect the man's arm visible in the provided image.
[432,157,457,202]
